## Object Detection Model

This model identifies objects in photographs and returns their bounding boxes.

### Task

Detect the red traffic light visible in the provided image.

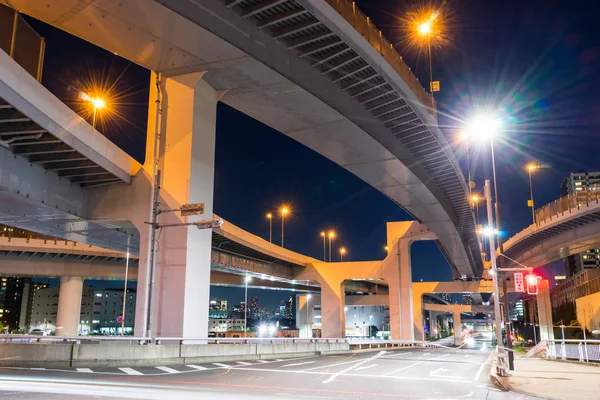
[525,274,539,295]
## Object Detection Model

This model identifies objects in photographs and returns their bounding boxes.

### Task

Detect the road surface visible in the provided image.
[0,347,544,399]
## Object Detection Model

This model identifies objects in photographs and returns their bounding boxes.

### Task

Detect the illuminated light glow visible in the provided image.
[93,98,106,109]
[280,207,289,216]
[465,115,503,141]
[471,195,480,202]
[418,21,432,35]
[244,276,252,283]
[328,231,335,238]
[527,163,539,172]
[478,226,499,236]
[266,213,272,219]
[340,247,346,255]
[320,231,325,237]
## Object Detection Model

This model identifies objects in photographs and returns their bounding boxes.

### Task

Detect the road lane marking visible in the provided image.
[473,362,486,382]
[354,364,377,371]
[155,366,179,374]
[118,367,143,375]
[257,360,269,363]
[212,363,232,368]
[384,353,450,376]
[385,351,412,357]
[282,361,316,368]
[236,361,252,365]
[186,365,208,371]
[464,355,471,358]
[303,358,366,371]
[75,368,92,373]
[30,368,45,371]
[323,351,386,384]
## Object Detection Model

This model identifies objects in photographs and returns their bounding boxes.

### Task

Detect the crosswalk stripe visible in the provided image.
[236,361,252,365]
[186,364,208,371]
[118,367,143,375]
[212,363,231,368]
[76,368,93,373]
[155,366,179,374]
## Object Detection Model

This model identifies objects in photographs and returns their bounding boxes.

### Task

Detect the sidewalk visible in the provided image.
[504,356,600,400]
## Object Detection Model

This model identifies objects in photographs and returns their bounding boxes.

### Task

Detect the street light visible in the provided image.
[280,207,289,248]
[306,294,312,339]
[266,213,273,243]
[527,164,539,225]
[244,275,251,338]
[340,247,346,262]
[465,113,513,372]
[320,231,326,261]
[79,92,106,130]
[328,231,335,262]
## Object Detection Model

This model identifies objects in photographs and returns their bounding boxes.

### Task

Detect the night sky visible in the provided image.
[25,0,600,310]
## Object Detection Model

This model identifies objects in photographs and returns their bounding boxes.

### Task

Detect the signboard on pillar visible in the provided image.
[514,272,525,293]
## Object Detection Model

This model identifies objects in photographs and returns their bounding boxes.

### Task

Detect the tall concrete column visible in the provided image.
[56,276,83,336]
[386,238,414,341]
[452,310,462,346]
[320,281,345,338]
[537,280,554,340]
[296,294,317,338]
[86,72,221,338]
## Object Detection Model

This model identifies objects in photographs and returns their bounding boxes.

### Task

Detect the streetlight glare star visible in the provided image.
[465,115,503,141]
[418,21,432,35]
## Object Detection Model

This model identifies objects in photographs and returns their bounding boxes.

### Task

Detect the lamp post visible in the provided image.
[306,294,312,338]
[79,92,105,130]
[328,231,335,262]
[320,231,326,261]
[527,164,539,225]
[280,207,289,248]
[465,114,513,370]
[244,275,251,338]
[418,21,434,93]
[340,247,346,262]
[266,213,273,242]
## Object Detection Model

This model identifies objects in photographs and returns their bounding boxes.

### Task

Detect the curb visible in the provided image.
[487,352,510,391]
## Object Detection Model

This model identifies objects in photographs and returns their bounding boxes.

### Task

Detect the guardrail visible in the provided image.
[535,189,600,225]
[536,339,600,363]
[324,0,436,118]
[0,3,45,81]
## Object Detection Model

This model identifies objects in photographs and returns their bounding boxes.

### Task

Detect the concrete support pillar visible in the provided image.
[296,294,317,338]
[386,238,413,341]
[537,279,554,340]
[56,276,83,336]
[452,310,462,346]
[320,281,345,338]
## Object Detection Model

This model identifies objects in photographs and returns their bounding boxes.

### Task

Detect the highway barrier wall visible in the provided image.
[0,341,350,368]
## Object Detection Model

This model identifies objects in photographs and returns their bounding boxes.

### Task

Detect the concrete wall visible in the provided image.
[0,341,350,368]
[576,292,600,332]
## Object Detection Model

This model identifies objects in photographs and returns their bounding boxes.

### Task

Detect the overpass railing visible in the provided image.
[324,0,436,118]
[0,3,45,81]
[535,189,600,225]
[536,339,600,363]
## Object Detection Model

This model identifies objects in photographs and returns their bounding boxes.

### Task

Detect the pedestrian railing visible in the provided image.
[536,339,600,363]
[535,189,600,225]
[323,0,436,118]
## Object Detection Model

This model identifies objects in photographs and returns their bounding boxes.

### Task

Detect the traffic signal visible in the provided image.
[525,274,539,295]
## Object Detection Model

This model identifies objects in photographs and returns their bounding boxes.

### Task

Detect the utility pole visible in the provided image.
[485,180,507,377]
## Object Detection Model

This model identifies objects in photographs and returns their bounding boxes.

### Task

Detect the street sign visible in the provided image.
[116,315,124,324]
[514,272,525,292]
[430,81,440,92]
[527,199,533,207]
[181,202,204,216]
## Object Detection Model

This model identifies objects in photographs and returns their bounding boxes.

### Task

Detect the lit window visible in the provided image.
[95,293,102,297]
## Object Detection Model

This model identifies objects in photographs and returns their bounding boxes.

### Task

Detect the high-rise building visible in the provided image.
[510,299,524,322]
[220,300,228,311]
[441,293,452,303]
[0,277,31,331]
[250,296,259,317]
[284,296,294,319]
[462,295,474,306]
[560,172,600,277]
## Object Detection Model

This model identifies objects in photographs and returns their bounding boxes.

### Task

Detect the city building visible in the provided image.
[510,298,525,322]
[250,296,259,317]
[551,268,600,324]
[560,172,600,277]
[441,293,452,303]
[284,296,294,319]
[0,277,29,331]
[29,285,135,335]
[462,295,474,306]
[208,318,246,333]
[344,305,389,337]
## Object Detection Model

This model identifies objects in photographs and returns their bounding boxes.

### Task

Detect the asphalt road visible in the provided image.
[0,347,546,399]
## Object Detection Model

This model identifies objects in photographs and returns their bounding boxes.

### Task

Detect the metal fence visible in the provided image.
[535,188,600,225]
[324,0,436,118]
[544,339,600,363]
[0,3,45,81]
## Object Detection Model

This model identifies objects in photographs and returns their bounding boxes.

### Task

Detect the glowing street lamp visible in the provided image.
[266,213,273,243]
[328,231,335,262]
[340,247,346,262]
[280,207,289,248]
[320,231,326,261]
[79,92,106,130]
[527,164,540,225]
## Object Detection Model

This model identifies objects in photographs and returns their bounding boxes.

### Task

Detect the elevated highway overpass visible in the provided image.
[0,0,484,338]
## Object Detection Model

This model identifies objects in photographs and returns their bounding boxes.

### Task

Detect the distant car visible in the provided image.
[29,329,47,336]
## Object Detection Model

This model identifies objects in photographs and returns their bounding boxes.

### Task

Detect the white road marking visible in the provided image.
[354,364,378,371]
[118,367,143,375]
[186,364,208,371]
[464,355,471,358]
[385,351,412,357]
[257,360,269,364]
[30,368,45,371]
[430,367,450,376]
[235,366,472,384]
[323,351,386,384]
[155,366,179,374]
[385,353,450,376]
[212,363,232,368]
[303,358,365,371]
[75,368,93,373]
[282,361,316,368]
[473,362,486,382]
[236,361,252,365]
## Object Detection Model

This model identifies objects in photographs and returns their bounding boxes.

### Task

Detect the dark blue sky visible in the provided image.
[26,0,600,309]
